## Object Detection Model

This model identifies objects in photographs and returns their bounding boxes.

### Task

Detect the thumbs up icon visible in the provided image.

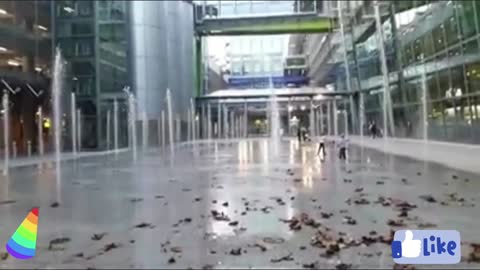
[401,230,421,258]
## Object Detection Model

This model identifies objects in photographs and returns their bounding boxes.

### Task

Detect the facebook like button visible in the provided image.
[392,230,461,264]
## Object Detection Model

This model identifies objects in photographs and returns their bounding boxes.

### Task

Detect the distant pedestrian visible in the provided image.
[370,122,378,139]
[338,134,348,160]
[297,127,302,143]
[317,135,326,157]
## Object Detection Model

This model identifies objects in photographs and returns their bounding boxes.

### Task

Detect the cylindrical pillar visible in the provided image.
[77,109,82,152]
[333,99,338,136]
[113,99,119,152]
[71,93,77,155]
[207,103,212,139]
[319,103,324,135]
[374,0,394,137]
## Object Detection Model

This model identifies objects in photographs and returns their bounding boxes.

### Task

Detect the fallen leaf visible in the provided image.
[211,210,230,221]
[354,188,363,193]
[302,262,318,269]
[134,222,155,229]
[228,221,239,226]
[335,263,352,270]
[354,198,370,205]
[48,237,71,250]
[50,202,60,208]
[418,222,437,228]
[419,195,437,203]
[194,197,202,202]
[387,219,405,227]
[103,242,121,252]
[0,252,8,260]
[168,257,176,264]
[263,236,285,244]
[253,243,267,252]
[229,248,242,256]
[130,198,143,203]
[184,217,192,223]
[343,216,357,225]
[270,253,293,263]
[73,252,84,258]
[170,246,182,253]
[222,202,229,207]
[91,233,107,241]
[376,181,384,185]
[393,264,416,270]
[321,212,333,219]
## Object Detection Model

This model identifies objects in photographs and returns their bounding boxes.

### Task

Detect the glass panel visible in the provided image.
[71,22,93,35]
[432,24,445,52]
[466,62,480,93]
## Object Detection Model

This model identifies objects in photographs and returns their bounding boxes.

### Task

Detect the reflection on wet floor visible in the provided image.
[0,138,479,269]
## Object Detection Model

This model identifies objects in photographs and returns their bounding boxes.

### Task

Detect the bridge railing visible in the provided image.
[194,0,332,23]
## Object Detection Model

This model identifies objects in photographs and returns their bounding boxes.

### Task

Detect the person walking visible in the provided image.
[317,135,326,157]
[338,134,348,160]
[371,121,377,139]
[297,126,302,144]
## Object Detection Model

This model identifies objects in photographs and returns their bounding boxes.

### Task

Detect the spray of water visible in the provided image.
[52,48,64,169]
[269,77,280,154]
[166,89,174,155]
[2,91,9,175]
[128,92,137,161]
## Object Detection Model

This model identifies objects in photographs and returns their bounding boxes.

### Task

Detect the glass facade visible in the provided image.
[337,0,480,144]
[54,0,130,149]
[0,0,52,155]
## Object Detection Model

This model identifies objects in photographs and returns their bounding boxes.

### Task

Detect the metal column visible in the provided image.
[319,103,324,135]
[339,1,358,134]
[217,102,222,138]
[309,98,315,138]
[201,103,206,139]
[374,0,395,137]
[333,99,338,136]
[327,101,331,136]
[207,103,212,139]
[243,102,248,137]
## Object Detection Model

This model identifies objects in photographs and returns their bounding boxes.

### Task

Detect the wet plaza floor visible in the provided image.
[0,138,479,269]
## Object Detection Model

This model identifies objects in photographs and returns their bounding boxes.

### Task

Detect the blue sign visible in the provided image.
[392,230,461,264]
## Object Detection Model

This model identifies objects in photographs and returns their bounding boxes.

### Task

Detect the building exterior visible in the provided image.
[304,0,480,144]
[0,0,52,155]
[53,0,130,149]
[53,0,196,148]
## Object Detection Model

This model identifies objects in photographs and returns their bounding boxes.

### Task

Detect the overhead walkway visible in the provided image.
[195,13,335,36]
[193,1,337,36]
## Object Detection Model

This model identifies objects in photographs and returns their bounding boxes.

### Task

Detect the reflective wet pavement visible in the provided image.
[0,138,479,269]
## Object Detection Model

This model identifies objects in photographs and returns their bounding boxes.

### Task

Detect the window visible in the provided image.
[432,25,445,53]
[72,22,93,35]
[72,61,95,75]
[445,16,459,47]
[456,1,476,39]
[77,40,93,56]
[78,1,93,16]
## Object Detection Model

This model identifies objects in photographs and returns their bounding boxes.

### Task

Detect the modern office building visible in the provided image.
[0,0,52,155]
[303,0,480,144]
[53,0,196,149]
